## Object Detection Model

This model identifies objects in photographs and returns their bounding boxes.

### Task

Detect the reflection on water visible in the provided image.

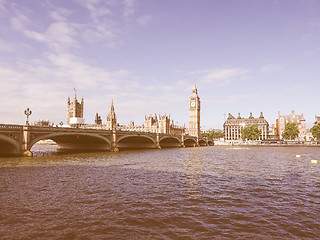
[0,146,319,239]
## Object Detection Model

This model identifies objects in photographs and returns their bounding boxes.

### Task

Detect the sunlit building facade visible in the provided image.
[66,94,85,125]
[223,112,269,140]
[276,110,306,140]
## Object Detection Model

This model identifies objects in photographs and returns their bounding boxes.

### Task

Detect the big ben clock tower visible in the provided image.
[189,83,200,138]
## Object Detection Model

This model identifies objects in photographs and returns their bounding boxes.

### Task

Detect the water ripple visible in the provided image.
[0,146,320,239]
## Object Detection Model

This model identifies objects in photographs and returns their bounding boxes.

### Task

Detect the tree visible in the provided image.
[310,124,320,140]
[282,122,299,140]
[201,130,224,139]
[213,131,224,139]
[241,124,261,140]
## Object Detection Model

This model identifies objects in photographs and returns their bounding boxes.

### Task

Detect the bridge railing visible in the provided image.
[0,124,23,130]
[26,125,113,133]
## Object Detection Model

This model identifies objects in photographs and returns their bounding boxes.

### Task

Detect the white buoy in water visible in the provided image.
[311,160,318,164]
[296,154,301,158]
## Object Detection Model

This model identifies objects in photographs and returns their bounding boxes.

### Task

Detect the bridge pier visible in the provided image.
[111,129,119,152]
[156,133,161,149]
[21,126,33,156]
[181,134,185,147]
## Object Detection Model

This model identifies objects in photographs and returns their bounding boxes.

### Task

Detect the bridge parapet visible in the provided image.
[0,124,23,130]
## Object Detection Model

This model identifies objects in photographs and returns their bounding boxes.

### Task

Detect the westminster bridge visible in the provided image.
[0,124,214,156]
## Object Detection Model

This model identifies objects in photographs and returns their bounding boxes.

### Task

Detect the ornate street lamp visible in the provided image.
[24,107,32,126]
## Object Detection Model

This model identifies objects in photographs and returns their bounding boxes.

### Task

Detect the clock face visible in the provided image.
[190,101,196,107]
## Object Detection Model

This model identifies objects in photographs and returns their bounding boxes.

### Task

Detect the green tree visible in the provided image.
[241,124,261,140]
[201,132,209,138]
[282,122,299,140]
[201,130,224,139]
[310,124,320,140]
[213,131,224,139]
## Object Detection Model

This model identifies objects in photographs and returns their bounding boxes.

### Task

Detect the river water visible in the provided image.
[0,145,319,239]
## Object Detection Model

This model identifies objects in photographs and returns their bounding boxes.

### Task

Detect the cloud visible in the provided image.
[124,0,135,17]
[49,8,73,22]
[0,0,7,15]
[205,94,259,104]
[74,0,112,22]
[0,52,138,124]
[283,84,304,92]
[10,13,29,31]
[261,64,283,73]
[0,39,14,52]
[0,50,193,126]
[137,15,152,26]
[24,21,79,52]
[306,47,320,56]
[189,68,249,87]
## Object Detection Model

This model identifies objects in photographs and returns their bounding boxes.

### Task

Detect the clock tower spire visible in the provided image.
[189,83,200,138]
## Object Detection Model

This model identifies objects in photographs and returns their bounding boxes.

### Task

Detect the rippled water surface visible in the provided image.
[0,146,319,239]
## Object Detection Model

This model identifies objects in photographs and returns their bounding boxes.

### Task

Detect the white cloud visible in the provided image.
[74,0,112,22]
[306,47,320,56]
[137,15,152,26]
[261,64,284,73]
[190,68,249,87]
[10,13,29,31]
[0,0,7,15]
[0,52,139,124]
[24,21,79,52]
[123,0,135,17]
[283,84,304,92]
[0,39,14,52]
[205,94,259,104]
[0,51,193,126]
[49,8,73,22]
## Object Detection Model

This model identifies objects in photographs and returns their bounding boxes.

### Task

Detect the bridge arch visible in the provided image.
[29,132,111,152]
[207,140,214,146]
[117,135,157,149]
[184,138,197,147]
[199,139,207,146]
[159,136,182,148]
[0,134,20,156]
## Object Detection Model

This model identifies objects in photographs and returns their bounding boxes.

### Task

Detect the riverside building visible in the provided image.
[223,112,269,140]
[276,110,306,140]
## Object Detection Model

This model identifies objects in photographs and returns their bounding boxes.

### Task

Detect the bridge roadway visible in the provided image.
[0,124,214,156]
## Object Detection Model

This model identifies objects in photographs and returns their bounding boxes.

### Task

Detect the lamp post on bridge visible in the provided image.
[24,108,32,126]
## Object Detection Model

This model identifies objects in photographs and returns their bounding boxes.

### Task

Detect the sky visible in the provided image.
[0,0,319,130]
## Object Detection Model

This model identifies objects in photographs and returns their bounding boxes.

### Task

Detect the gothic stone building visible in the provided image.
[144,114,185,134]
[66,94,84,125]
[189,84,201,138]
[106,100,117,130]
[105,100,184,134]
[224,112,269,140]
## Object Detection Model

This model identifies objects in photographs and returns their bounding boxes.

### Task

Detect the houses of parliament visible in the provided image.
[65,84,201,138]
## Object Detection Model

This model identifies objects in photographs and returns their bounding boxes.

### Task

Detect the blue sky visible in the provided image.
[0,0,319,129]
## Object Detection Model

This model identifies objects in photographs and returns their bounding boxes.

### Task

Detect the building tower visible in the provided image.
[66,91,85,125]
[106,99,117,130]
[95,113,102,125]
[189,83,201,138]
